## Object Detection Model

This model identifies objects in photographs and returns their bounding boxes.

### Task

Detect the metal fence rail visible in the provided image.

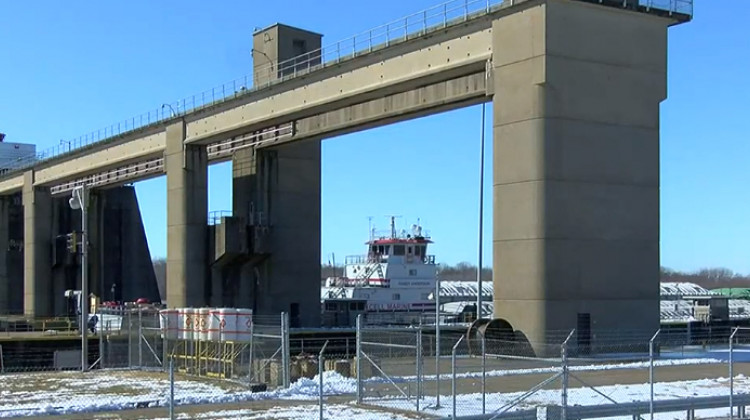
[438,394,750,420]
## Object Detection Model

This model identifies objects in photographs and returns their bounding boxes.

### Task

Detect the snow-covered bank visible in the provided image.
[375,375,750,420]
[0,357,735,418]
[400,357,724,382]
[152,404,421,420]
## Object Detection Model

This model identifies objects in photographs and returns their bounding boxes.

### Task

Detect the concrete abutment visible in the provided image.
[166,121,209,308]
[491,0,668,354]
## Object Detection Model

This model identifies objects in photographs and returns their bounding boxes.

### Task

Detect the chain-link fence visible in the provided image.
[350,316,750,420]
[356,316,424,410]
[5,313,750,419]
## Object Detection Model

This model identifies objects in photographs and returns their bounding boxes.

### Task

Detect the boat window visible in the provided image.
[414,246,422,256]
[385,245,391,255]
[393,245,405,255]
[325,302,337,311]
[409,269,417,276]
[393,293,401,300]
[407,246,413,255]
[357,302,365,311]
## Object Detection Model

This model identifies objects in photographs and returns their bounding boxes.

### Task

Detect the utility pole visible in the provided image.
[69,185,88,372]
[477,103,486,319]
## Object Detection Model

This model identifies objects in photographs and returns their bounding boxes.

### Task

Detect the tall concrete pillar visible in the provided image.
[0,197,9,314]
[492,0,668,350]
[232,139,321,327]
[165,122,208,308]
[0,194,25,315]
[231,147,260,309]
[23,171,52,317]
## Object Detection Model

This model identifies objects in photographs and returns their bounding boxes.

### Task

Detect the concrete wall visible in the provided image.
[253,24,322,85]
[93,187,160,304]
[492,0,667,352]
[0,194,26,315]
[10,184,160,317]
[231,139,321,327]
[0,194,24,314]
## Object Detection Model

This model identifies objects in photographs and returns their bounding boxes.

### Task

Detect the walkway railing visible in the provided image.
[207,210,232,226]
[0,0,693,179]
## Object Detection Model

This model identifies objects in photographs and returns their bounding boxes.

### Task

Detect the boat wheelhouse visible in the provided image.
[321,217,437,327]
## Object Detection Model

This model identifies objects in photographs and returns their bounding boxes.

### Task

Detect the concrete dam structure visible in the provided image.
[0,0,691,353]
[0,186,159,316]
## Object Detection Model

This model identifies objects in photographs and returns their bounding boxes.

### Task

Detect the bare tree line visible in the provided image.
[151,258,750,301]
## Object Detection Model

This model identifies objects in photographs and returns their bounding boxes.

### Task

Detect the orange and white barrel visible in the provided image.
[182,308,195,341]
[197,308,209,341]
[236,308,253,343]
[207,308,222,341]
[219,308,237,342]
[159,309,178,340]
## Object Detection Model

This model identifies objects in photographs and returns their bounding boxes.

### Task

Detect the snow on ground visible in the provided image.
[396,357,724,382]
[0,370,355,418]
[0,356,736,419]
[152,404,420,420]
[374,375,750,420]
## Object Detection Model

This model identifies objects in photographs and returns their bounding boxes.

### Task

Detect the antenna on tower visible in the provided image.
[384,215,402,239]
[368,216,373,241]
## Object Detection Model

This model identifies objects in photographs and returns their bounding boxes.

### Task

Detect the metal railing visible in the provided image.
[345,254,437,264]
[437,395,750,420]
[0,0,693,182]
[207,210,232,226]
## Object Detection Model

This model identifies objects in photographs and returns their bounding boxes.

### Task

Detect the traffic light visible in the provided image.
[66,232,77,253]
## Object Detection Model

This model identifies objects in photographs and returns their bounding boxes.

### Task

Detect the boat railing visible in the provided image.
[346,254,436,264]
[346,254,387,264]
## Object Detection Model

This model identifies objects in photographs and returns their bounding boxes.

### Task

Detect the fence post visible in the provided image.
[649,329,660,420]
[282,312,290,388]
[730,326,740,420]
[435,276,441,408]
[452,336,465,420]
[249,315,255,382]
[356,314,363,404]
[161,314,167,372]
[128,309,132,368]
[561,329,575,420]
[99,311,105,370]
[416,325,422,412]
[482,331,486,415]
[168,356,175,420]
[319,340,329,420]
[138,308,143,368]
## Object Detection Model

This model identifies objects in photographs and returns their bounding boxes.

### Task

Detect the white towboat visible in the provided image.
[321,217,437,327]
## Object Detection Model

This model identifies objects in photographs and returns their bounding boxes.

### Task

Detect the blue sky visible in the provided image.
[0,1,748,273]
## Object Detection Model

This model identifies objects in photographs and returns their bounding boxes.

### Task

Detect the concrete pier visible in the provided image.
[492,0,666,351]
[23,171,52,317]
[0,197,10,313]
[166,121,208,308]
[229,139,321,327]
